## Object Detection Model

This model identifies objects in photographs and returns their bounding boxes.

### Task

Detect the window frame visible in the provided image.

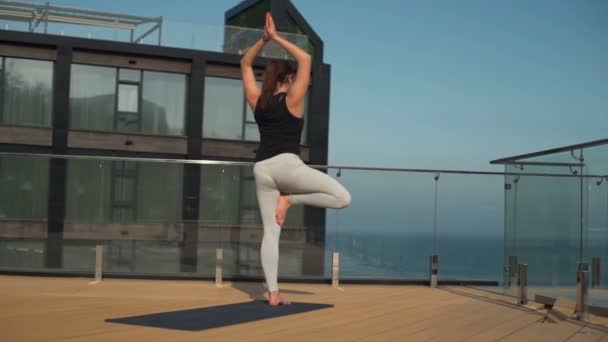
[115,68,143,133]
[0,55,55,128]
[70,63,187,136]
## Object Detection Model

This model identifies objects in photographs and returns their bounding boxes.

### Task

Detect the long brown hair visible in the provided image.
[258,60,296,112]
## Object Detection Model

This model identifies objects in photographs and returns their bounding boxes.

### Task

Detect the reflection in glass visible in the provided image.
[119,68,141,82]
[118,84,139,113]
[70,64,116,131]
[244,122,259,141]
[70,65,186,136]
[202,77,244,140]
[1,58,53,127]
[65,160,183,224]
[0,156,49,220]
[142,71,186,136]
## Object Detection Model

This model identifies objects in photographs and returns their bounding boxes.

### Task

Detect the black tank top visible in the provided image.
[254,93,304,162]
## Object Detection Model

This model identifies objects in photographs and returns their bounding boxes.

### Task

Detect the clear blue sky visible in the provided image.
[48,0,608,170]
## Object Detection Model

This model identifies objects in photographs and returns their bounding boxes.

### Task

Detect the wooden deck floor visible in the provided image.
[1,276,607,341]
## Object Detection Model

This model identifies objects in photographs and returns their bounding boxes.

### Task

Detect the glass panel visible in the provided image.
[505,164,583,302]
[70,64,116,131]
[64,159,110,223]
[104,241,181,274]
[584,145,608,307]
[118,84,139,113]
[200,165,241,226]
[65,160,183,225]
[0,155,49,270]
[437,174,504,282]
[119,68,141,82]
[1,58,53,127]
[244,123,260,141]
[141,71,186,136]
[329,170,434,279]
[504,167,518,297]
[0,239,45,269]
[137,162,183,223]
[0,155,49,220]
[62,241,95,271]
[225,0,270,28]
[202,77,244,140]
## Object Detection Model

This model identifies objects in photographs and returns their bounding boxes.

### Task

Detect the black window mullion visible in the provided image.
[118,80,141,86]
[113,67,119,131]
[115,67,142,133]
[137,70,143,132]
[0,57,4,124]
[241,90,247,141]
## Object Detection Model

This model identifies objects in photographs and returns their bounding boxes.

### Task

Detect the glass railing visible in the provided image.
[0,152,605,312]
[0,16,312,59]
[501,143,608,311]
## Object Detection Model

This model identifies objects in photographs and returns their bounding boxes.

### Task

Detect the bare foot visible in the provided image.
[275,195,292,226]
[268,291,291,306]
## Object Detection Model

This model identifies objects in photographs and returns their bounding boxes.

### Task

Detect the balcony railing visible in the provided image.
[0,0,312,59]
[0,151,606,315]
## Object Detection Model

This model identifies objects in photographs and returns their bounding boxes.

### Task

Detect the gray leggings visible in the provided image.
[253,153,351,292]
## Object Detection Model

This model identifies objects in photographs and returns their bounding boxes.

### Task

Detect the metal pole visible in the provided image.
[508,255,518,287]
[430,173,439,289]
[332,251,340,287]
[95,245,103,282]
[158,16,163,45]
[430,255,438,288]
[517,264,527,305]
[592,257,600,288]
[215,248,223,288]
[433,173,440,255]
[576,262,589,320]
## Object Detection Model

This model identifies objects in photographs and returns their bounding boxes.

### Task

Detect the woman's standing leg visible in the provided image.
[253,163,290,305]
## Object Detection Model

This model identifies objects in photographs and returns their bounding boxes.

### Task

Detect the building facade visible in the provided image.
[0,0,331,278]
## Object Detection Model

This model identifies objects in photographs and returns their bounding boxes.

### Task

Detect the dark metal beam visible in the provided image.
[501,161,585,168]
[491,139,608,164]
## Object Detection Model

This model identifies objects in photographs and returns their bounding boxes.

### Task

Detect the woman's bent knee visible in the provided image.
[337,189,352,209]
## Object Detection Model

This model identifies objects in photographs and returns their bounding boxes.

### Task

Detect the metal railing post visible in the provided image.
[517,264,527,306]
[94,245,103,282]
[592,257,600,288]
[332,251,340,287]
[576,262,589,320]
[215,248,223,288]
[430,255,439,288]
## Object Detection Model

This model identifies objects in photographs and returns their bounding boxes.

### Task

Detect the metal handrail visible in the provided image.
[1,152,605,179]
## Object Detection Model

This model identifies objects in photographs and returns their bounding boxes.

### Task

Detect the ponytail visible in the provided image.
[258,60,296,112]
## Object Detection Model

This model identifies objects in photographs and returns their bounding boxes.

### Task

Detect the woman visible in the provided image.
[241,13,352,306]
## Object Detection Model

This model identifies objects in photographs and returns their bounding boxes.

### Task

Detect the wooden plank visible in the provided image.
[0,43,56,60]
[73,51,191,74]
[68,130,187,155]
[0,276,606,342]
[0,125,52,146]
